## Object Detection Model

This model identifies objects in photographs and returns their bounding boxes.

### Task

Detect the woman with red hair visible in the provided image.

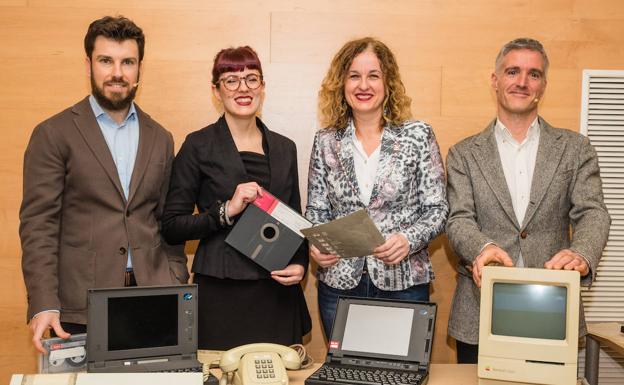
[162,46,311,349]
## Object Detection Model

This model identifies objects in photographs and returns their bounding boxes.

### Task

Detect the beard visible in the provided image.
[90,73,138,112]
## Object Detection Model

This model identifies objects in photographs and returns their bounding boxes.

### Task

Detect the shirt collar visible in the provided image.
[346,118,390,138]
[88,94,137,125]
[495,117,540,145]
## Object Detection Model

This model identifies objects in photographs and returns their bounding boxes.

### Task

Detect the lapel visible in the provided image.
[260,118,281,193]
[334,121,363,205]
[72,97,125,200]
[217,116,281,191]
[470,119,520,228]
[127,105,156,205]
[216,115,257,188]
[522,118,566,227]
[368,122,401,208]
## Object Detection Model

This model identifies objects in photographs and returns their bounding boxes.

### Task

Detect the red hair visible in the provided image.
[212,46,263,85]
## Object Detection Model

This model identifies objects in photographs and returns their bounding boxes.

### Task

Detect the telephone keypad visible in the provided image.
[254,357,277,380]
[247,353,285,385]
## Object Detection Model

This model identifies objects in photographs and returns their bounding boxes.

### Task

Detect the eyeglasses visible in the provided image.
[218,74,263,91]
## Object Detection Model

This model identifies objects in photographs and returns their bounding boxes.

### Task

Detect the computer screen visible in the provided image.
[108,294,178,351]
[341,304,414,356]
[491,282,567,340]
[478,266,580,385]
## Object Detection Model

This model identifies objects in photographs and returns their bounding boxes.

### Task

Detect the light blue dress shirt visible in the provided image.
[88,95,139,269]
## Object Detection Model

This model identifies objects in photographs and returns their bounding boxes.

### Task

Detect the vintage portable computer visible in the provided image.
[478,266,581,385]
[87,284,203,373]
[306,297,436,385]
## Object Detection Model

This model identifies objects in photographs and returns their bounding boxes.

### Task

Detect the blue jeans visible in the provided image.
[317,272,430,337]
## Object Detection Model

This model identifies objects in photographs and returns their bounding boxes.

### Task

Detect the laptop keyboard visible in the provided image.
[308,364,424,385]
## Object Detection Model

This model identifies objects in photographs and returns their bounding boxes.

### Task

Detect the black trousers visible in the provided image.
[456,340,479,364]
[51,322,87,336]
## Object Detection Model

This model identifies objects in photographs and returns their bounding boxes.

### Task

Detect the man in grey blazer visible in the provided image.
[446,38,610,363]
[19,16,189,353]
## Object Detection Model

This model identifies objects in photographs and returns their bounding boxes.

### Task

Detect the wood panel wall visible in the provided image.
[1,0,623,382]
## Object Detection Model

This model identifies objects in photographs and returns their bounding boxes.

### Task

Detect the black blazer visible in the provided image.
[162,116,308,279]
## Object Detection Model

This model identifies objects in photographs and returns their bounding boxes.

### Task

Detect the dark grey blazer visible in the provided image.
[446,117,610,344]
[20,97,189,324]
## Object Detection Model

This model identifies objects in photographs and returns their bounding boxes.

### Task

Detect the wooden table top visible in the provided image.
[587,322,624,355]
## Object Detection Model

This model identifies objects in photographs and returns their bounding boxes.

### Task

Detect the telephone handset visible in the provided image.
[219,343,301,385]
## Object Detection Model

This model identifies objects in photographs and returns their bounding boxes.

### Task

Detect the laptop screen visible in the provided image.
[87,285,198,364]
[342,304,413,356]
[329,297,436,367]
[108,294,178,351]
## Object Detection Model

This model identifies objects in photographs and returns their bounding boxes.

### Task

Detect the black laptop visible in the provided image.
[87,284,203,373]
[306,297,436,385]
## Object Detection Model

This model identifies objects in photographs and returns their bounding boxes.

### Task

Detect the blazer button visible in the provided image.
[520,231,528,239]
[119,247,127,255]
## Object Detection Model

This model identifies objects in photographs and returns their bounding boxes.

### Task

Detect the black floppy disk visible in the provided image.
[225,191,312,272]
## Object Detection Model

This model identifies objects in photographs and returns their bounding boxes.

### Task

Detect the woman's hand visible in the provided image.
[309,244,340,268]
[227,182,263,217]
[271,264,305,286]
[373,233,410,265]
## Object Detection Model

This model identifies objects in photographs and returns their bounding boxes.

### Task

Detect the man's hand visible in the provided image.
[472,244,514,288]
[30,312,69,353]
[309,244,339,268]
[271,264,305,286]
[373,234,410,265]
[544,249,589,276]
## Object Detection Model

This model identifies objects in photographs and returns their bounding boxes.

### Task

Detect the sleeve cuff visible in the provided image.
[571,249,592,278]
[479,242,497,255]
[31,309,60,321]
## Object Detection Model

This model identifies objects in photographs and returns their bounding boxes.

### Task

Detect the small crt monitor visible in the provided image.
[478,266,580,385]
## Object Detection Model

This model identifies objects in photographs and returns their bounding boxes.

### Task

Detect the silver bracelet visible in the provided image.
[218,201,226,227]
[224,200,234,226]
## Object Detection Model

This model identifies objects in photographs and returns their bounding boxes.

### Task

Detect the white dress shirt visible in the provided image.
[494,117,540,267]
[351,129,381,206]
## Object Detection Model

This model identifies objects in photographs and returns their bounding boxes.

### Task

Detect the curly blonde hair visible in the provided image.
[318,37,412,130]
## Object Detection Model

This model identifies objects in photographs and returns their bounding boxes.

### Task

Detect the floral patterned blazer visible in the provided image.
[305,119,449,290]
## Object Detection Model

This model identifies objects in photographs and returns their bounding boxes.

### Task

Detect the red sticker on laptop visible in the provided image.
[329,340,340,349]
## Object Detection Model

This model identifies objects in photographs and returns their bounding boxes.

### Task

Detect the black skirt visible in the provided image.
[194,273,312,350]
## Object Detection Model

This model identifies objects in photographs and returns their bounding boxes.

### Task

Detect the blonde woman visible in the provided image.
[306,37,448,336]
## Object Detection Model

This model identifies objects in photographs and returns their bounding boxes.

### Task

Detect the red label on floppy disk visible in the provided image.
[253,191,279,213]
[252,190,311,237]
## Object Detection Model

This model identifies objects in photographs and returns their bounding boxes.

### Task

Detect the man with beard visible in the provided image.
[19,16,189,353]
[445,38,610,363]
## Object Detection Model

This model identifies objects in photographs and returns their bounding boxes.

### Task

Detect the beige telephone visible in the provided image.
[219,343,302,385]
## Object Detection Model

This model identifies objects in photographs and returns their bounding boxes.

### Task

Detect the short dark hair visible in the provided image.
[211,46,263,86]
[495,38,549,77]
[84,16,145,61]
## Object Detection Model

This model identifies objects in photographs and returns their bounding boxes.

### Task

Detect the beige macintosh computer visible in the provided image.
[478,266,581,385]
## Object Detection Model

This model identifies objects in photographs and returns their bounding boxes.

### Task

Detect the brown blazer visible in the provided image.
[19,97,189,324]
